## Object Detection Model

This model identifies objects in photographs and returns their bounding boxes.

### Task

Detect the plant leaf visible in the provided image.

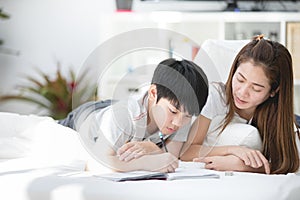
[0,95,50,109]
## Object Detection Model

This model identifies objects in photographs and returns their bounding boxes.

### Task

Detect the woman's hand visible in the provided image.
[194,155,244,172]
[226,146,270,174]
[117,141,162,162]
[194,155,270,174]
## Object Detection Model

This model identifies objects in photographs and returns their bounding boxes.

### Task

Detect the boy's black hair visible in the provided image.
[151,58,208,116]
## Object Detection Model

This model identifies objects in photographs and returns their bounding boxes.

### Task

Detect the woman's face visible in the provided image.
[232,61,272,114]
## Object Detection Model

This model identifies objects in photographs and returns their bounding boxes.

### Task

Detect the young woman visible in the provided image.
[181,35,300,174]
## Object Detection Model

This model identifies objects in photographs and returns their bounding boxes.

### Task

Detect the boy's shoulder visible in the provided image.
[111,94,148,120]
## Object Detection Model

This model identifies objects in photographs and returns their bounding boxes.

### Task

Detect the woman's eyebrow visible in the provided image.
[253,82,265,88]
[238,72,265,88]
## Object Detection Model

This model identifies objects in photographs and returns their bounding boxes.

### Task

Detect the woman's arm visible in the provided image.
[196,155,269,174]
[179,115,270,173]
[188,145,270,174]
[180,115,212,160]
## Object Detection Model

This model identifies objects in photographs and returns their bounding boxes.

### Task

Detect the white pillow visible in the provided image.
[0,112,52,158]
[0,112,51,138]
[0,137,32,159]
[194,39,249,83]
[203,123,262,151]
[26,118,90,167]
[0,112,90,167]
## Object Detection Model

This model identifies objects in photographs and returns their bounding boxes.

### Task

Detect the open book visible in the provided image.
[96,161,220,182]
[167,167,220,180]
[96,171,168,181]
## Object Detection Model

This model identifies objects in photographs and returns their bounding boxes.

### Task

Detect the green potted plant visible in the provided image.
[0,65,98,119]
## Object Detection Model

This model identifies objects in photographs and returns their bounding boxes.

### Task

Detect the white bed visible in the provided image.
[0,112,300,200]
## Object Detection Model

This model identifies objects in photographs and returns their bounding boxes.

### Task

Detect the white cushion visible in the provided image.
[0,112,90,167]
[194,39,249,83]
[0,112,50,138]
[27,119,90,167]
[203,123,262,151]
[0,112,52,158]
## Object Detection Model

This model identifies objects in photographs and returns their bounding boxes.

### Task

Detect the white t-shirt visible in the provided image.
[78,94,190,152]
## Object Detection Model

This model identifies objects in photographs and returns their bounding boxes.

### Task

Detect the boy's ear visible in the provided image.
[148,84,157,102]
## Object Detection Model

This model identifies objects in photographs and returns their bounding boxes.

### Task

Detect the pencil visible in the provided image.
[159,132,168,152]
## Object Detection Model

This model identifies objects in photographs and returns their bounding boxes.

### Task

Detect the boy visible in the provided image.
[59,58,208,172]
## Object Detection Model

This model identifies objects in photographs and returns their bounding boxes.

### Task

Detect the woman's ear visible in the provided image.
[270,87,279,97]
[148,84,157,102]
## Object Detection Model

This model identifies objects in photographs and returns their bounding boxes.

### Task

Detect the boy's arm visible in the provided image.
[116,140,184,162]
[117,141,164,162]
[89,133,179,173]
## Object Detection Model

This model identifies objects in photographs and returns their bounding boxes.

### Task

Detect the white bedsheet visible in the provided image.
[1,112,300,200]
[1,158,300,200]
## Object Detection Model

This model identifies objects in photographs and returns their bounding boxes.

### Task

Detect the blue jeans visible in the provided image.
[296,115,300,127]
[58,99,115,131]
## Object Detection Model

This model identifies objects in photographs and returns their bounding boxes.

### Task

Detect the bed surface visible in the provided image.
[1,112,300,200]
[1,158,300,200]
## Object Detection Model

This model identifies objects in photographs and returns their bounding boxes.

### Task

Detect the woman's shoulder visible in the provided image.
[201,82,227,118]
[209,82,227,103]
[210,82,226,93]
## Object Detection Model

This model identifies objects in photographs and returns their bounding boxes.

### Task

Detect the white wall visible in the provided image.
[1,0,300,115]
[0,0,115,114]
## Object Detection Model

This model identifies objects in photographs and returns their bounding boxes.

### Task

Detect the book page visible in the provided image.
[167,168,220,180]
[167,161,220,180]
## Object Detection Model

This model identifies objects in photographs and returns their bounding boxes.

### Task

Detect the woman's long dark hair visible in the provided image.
[223,35,299,174]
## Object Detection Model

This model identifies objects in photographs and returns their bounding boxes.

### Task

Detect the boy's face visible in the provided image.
[151,98,192,135]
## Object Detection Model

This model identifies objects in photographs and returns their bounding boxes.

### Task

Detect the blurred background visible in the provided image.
[0,0,299,118]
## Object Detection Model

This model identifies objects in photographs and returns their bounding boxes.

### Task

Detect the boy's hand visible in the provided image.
[117,141,163,162]
[150,153,179,173]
